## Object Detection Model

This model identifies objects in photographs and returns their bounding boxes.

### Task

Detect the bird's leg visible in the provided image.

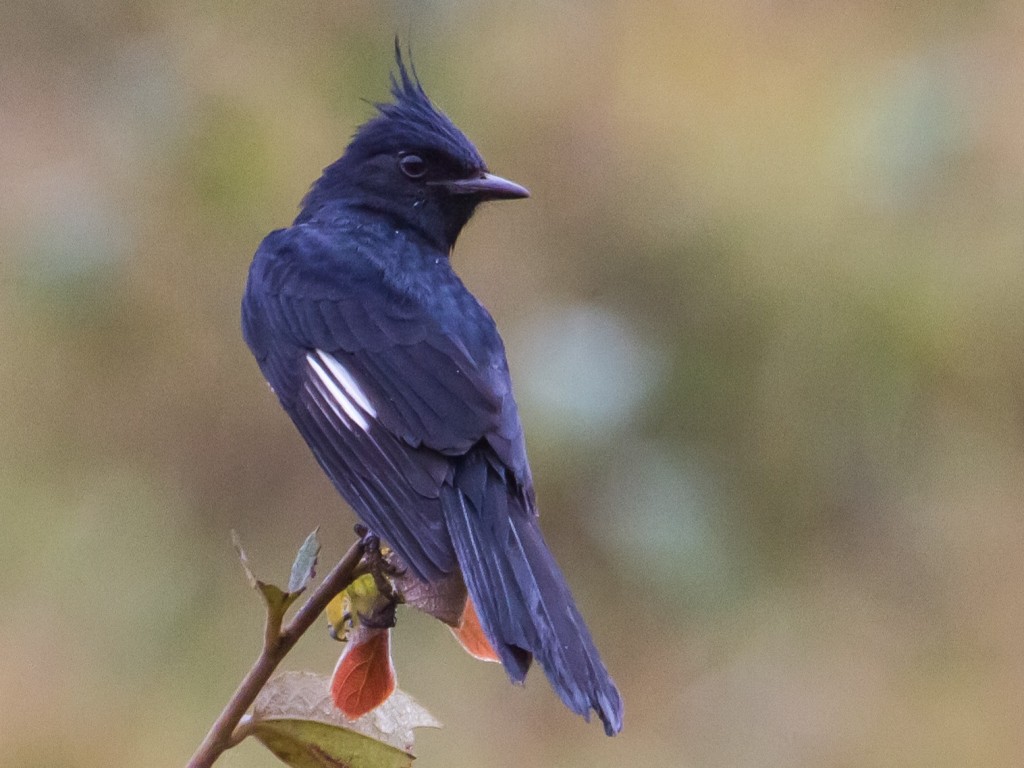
[364,552,399,629]
[381,549,408,579]
[350,524,399,629]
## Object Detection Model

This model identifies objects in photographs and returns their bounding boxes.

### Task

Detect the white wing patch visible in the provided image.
[306,350,377,431]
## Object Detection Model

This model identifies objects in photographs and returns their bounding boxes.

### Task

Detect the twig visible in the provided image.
[185,537,367,768]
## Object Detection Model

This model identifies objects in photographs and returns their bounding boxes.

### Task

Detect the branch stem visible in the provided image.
[185,538,366,768]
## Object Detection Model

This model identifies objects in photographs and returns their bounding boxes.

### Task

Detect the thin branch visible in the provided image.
[185,537,367,768]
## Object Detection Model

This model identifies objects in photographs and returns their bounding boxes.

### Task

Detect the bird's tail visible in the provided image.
[440,451,623,735]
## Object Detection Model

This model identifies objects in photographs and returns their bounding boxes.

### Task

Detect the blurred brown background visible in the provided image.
[3,2,1023,766]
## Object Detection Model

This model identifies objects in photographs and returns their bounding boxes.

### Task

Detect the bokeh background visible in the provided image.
[3,2,1023,766]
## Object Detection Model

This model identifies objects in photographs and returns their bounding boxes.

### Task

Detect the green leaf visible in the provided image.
[288,528,321,594]
[231,530,298,620]
[232,529,261,590]
[258,582,293,618]
[251,719,411,768]
[247,672,440,768]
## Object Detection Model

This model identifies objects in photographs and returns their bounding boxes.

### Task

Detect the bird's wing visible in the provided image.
[243,224,529,579]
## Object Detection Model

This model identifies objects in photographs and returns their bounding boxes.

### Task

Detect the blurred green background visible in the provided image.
[3,1,1023,766]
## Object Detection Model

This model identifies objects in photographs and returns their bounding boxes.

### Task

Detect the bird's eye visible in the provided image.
[399,154,428,179]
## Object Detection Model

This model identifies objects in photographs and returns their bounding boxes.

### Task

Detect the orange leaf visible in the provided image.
[449,597,501,663]
[330,626,397,719]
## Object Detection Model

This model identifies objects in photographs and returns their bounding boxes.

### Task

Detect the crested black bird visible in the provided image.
[242,44,623,735]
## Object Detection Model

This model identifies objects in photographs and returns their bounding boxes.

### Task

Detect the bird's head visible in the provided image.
[300,42,529,251]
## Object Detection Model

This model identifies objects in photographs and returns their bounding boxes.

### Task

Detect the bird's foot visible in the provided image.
[353,523,377,551]
[350,524,400,622]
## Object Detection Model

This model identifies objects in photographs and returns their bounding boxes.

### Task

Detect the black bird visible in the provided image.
[242,44,623,735]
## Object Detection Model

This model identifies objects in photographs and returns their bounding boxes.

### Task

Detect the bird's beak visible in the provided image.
[435,172,530,200]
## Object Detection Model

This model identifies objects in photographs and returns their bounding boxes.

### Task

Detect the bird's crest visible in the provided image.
[298,40,489,218]
[344,40,484,170]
